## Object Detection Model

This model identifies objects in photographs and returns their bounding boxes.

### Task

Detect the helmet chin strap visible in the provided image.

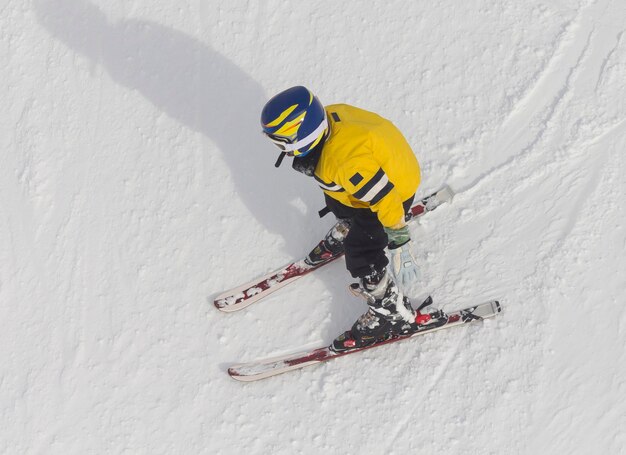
[274,151,288,168]
[273,118,330,169]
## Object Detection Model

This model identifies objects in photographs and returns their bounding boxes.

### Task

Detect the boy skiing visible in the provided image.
[261,86,427,352]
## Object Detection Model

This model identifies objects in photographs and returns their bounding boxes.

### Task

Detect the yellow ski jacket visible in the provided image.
[314,104,421,228]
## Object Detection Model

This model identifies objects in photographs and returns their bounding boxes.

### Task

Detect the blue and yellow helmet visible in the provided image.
[261,86,328,158]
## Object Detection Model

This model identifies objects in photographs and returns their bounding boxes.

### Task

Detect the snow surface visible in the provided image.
[2,0,626,453]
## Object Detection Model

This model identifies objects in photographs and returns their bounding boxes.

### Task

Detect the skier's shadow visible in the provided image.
[35,0,360,345]
[33,0,317,258]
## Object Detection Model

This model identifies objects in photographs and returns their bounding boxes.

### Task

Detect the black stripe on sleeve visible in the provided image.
[314,174,344,192]
[369,181,395,205]
[353,168,385,199]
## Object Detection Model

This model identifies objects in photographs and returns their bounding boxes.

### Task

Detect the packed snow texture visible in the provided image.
[2,0,626,453]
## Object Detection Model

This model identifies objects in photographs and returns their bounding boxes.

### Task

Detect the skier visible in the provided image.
[261,86,425,351]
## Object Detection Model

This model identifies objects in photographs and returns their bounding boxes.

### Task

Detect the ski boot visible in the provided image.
[331,268,419,352]
[304,219,351,266]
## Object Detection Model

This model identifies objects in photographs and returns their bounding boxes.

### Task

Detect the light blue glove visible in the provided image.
[389,242,420,290]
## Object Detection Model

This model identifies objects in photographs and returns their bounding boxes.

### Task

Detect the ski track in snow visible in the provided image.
[2,0,626,454]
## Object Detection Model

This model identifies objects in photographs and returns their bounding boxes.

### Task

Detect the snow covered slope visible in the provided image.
[1,0,625,453]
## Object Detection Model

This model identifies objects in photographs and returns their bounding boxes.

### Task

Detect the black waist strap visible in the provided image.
[318,206,331,218]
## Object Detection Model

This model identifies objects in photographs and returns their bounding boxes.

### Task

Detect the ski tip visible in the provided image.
[227,366,253,382]
[214,301,245,313]
[227,367,245,381]
[213,298,234,312]
[440,184,455,201]
[212,293,252,313]
[228,366,276,382]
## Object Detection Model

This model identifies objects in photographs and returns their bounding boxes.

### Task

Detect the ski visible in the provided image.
[213,185,455,312]
[228,300,501,382]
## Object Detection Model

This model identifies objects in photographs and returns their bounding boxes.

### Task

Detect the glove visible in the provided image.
[384,224,419,289]
[389,242,420,289]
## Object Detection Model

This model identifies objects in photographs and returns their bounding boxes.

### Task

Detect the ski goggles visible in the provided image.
[262,117,328,157]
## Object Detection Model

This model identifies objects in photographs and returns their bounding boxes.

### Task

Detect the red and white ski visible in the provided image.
[228,300,502,381]
[214,185,455,312]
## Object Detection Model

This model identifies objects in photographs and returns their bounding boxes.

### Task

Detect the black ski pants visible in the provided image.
[324,194,415,279]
